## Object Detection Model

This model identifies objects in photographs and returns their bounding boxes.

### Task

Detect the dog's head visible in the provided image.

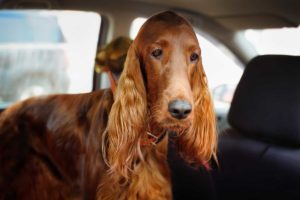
[106,11,217,178]
[135,11,209,134]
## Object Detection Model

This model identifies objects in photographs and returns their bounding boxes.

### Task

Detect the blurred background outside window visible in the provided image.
[0,10,100,108]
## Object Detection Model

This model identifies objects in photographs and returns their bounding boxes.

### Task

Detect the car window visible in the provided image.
[243,26,300,55]
[130,17,147,39]
[0,10,101,109]
[195,33,243,98]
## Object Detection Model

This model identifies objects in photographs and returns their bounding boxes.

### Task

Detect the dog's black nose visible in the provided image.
[168,100,192,120]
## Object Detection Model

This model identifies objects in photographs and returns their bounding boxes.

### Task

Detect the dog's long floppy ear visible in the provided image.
[105,43,147,178]
[177,57,217,167]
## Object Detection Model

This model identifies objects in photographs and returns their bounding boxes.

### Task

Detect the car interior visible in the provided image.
[0,0,299,199]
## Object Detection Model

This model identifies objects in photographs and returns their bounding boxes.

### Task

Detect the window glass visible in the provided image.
[244,26,300,55]
[0,10,101,108]
[196,34,242,102]
[130,17,146,39]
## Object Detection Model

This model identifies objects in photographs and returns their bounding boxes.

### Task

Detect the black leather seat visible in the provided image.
[213,55,300,199]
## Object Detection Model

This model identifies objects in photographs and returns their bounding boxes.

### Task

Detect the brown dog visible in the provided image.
[0,11,216,200]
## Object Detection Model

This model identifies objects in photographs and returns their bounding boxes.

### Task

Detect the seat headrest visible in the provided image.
[228,55,300,146]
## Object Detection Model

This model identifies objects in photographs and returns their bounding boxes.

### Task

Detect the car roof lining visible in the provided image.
[1,0,300,30]
[132,0,300,30]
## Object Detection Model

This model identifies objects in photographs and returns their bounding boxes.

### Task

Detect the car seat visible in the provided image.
[213,55,300,199]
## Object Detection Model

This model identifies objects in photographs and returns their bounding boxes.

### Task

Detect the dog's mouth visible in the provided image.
[156,118,191,136]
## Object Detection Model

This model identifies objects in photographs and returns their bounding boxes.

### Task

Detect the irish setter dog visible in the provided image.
[0,11,216,200]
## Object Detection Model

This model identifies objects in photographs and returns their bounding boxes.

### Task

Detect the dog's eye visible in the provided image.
[190,53,199,62]
[151,49,163,59]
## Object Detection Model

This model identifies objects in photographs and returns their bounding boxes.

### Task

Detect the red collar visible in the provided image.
[140,131,167,146]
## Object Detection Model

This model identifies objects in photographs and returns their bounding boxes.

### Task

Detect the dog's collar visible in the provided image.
[140,131,167,146]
